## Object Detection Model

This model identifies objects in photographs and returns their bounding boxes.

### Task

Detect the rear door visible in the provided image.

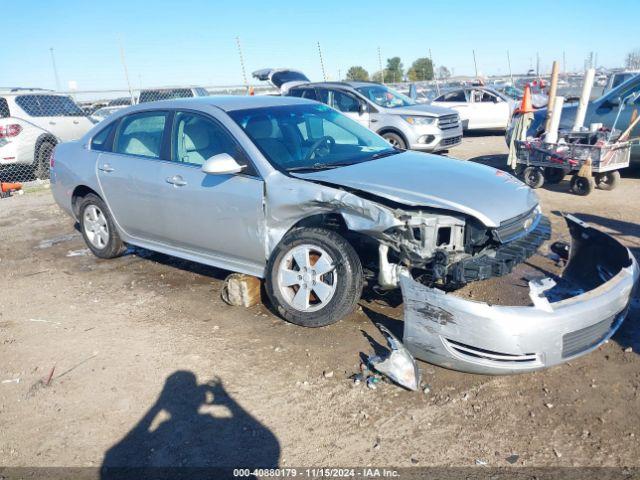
[96,110,170,242]
[472,90,510,129]
[158,110,265,267]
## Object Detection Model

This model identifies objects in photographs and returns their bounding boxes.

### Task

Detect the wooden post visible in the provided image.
[544,61,560,132]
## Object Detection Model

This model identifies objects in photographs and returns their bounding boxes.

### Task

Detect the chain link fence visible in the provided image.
[0,84,276,185]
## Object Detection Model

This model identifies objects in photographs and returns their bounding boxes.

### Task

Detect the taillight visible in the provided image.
[0,124,22,138]
[50,149,55,168]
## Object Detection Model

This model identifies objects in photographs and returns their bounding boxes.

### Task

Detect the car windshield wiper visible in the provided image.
[371,149,402,159]
[287,162,355,173]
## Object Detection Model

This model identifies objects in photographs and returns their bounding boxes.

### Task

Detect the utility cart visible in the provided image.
[514,135,631,195]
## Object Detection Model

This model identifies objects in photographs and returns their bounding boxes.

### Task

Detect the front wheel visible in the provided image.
[570,174,595,196]
[266,228,363,327]
[382,132,406,150]
[522,166,545,189]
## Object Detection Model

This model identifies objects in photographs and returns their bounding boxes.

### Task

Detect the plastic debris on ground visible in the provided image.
[367,324,421,391]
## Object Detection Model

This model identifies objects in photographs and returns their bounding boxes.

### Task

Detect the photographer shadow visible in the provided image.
[101,370,280,479]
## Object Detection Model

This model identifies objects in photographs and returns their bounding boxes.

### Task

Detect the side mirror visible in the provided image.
[359,102,368,115]
[201,153,245,175]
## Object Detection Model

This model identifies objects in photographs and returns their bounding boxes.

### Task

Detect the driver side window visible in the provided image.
[172,112,238,166]
[331,90,360,113]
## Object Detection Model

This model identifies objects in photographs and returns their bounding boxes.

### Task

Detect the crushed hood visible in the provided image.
[293,151,539,227]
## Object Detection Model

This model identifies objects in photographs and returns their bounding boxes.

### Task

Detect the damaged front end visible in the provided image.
[400,215,638,374]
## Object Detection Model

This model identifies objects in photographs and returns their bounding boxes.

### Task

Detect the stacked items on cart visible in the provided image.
[509,64,639,196]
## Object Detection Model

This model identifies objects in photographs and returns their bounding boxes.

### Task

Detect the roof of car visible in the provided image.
[120,95,317,113]
[291,81,382,90]
[0,88,60,95]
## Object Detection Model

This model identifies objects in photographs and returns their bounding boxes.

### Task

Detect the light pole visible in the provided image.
[49,48,61,91]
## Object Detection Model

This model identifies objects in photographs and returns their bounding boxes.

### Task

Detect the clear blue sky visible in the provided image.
[2,0,638,91]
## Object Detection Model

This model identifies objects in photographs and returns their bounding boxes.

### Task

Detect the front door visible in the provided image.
[317,88,370,128]
[159,110,265,268]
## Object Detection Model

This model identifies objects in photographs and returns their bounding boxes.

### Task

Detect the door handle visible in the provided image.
[98,164,114,173]
[371,118,378,123]
[166,175,187,187]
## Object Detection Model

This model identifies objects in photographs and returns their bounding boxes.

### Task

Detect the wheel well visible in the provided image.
[34,134,58,163]
[287,213,379,271]
[72,186,100,217]
[376,128,408,146]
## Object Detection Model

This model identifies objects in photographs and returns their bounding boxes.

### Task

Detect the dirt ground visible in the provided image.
[1,135,639,473]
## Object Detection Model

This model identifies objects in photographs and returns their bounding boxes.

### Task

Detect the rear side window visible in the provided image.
[114,112,167,158]
[290,89,318,101]
[91,123,116,152]
[15,95,84,117]
[0,98,9,118]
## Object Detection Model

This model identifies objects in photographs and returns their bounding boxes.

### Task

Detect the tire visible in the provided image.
[522,166,545,189]
[78,194,126,259]
[382,132,406,150]
[570,174,595,196]
[544,167,566,184]
[34,141,55,180]
[595,171,620,191]
[266,227,363,327]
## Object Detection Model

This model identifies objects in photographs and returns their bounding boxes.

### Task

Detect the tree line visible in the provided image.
[345,57,451,83]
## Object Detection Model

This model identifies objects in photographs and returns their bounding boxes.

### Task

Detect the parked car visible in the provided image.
[494,84,548,109]
[50,96,637,374]
[430,87,516,131]
[138,87,209,103]
[0,88,93,178]
[90,105,127,124]
[604,70,640,93]
[511,74,640,164]
[253,68,462,152]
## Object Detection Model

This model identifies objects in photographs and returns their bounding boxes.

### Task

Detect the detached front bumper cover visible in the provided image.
[400,214,639,374]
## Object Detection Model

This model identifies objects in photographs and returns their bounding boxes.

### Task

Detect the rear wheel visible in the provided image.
[266,228,363,327]
[570,174,595,196]
[594,171,620,190]
[522,166,545,189]
[78,194,126,259]
[33,141,55,180]
[382,132,406,150]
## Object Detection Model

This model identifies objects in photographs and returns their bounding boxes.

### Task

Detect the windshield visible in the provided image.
[597,74,640,104]
[355,85,415,108]
[229,103,397,172]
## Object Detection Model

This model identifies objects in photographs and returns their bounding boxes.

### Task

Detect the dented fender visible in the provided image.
[400,215,639,374]
[263,174,403,259]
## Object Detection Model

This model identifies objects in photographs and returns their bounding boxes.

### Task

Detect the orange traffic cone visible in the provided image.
[516,85,534,114]
[1,182,22,193]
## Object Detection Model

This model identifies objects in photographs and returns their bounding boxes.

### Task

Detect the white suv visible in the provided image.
[0,89,93,179]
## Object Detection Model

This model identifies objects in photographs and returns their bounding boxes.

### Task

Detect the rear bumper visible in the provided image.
[401,215,638,374]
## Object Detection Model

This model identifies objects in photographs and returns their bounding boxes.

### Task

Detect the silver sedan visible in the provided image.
[50,96,637,374]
